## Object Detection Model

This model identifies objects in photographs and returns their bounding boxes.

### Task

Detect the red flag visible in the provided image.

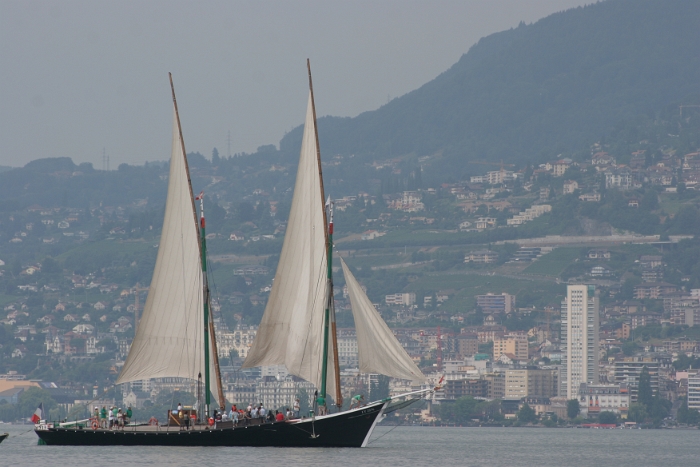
[31,403,44,423]
[195,191,204,200]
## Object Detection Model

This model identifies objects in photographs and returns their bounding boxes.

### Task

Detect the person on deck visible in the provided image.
[293,398,300,418]
[276,410,285,422]
[108,407,115,429]
[126,407,132,424]
[259,404,266,420]
[317,396,327,415]
[350,394,365,409]
[100,406,107,429]
[117,409,124,429]
[286,407,293,420]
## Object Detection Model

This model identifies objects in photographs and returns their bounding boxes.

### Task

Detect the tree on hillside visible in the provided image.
[637,365,654,409]
[628,403,648,423]
[369,375,390,401]
[677,397,700,425]
[672,354,700,371]
[517,403,536,424]
[640,189,659,211]
[19,387,57,421]
[649,397,671,424]
[438,396,495,424]
[598,411,617,424]
[235,201,255,222]
[567,399,580,420]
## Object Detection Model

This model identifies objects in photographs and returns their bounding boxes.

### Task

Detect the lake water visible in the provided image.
[1,424,698,466]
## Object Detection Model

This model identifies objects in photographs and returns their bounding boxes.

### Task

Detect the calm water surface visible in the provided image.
[1,424,697,466]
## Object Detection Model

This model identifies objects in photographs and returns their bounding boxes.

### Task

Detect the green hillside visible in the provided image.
[279,0,700,179]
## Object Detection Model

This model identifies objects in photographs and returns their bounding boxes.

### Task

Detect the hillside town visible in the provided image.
[2,136,700,427]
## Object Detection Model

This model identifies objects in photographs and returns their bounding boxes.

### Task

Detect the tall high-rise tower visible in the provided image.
[561,284,599,399]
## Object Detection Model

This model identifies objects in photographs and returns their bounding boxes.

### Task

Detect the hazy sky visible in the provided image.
[0,0,590,168]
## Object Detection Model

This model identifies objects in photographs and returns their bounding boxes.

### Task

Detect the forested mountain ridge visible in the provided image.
[4,1,698,203]
[279,0,700,179]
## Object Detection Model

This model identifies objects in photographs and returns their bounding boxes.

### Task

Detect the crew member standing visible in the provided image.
[100,406,107,429]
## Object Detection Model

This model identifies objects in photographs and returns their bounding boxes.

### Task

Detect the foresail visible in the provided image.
[242,92,338,399]
[117,105,214,385]
[340,257,426,382]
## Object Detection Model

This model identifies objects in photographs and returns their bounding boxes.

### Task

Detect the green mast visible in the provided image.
[169,73,214,419]
[307,59,336,413]
[197,192,212,419]
[319,200,334,408]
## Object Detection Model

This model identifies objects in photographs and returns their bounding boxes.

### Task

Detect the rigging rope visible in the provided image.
[367,423,401,445]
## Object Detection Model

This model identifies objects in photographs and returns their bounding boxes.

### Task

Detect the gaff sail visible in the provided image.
[242,92,338,400]
[117,102,216,386]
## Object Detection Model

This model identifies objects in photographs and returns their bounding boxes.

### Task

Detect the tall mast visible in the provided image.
[169,74,223,416]
[198,193,226,410]
[197,192,212,418]
[307,59,343,410]
[328,202,343,409]
[168,73,199,235]
[209,316,226,409]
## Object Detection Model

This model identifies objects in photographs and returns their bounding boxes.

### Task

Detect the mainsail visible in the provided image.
[117,101,215,386]
[242,92,338,399]
[340,257,426,382]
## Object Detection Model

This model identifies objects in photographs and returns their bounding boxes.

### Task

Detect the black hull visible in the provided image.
[35,401,386,447]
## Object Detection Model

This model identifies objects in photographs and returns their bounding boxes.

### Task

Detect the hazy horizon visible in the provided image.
[1,0,590,168]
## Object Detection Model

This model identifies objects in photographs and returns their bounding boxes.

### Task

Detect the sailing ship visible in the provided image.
[35,64,433,447]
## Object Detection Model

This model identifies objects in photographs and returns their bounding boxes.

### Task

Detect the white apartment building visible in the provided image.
[385,293,416,307]
[506,205,551,226]
[216,326,257,359]
[686,373,700,411]
[578,383,630,417]
[561,285,599,399]
[563,180,579,194]
[256,378,316,411]
[605,170,634,190]
[337,334,359,367]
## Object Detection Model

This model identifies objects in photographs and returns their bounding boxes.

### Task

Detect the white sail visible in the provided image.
[117,105,215,385]
[242,92,338,398]
[340,257,426,382]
